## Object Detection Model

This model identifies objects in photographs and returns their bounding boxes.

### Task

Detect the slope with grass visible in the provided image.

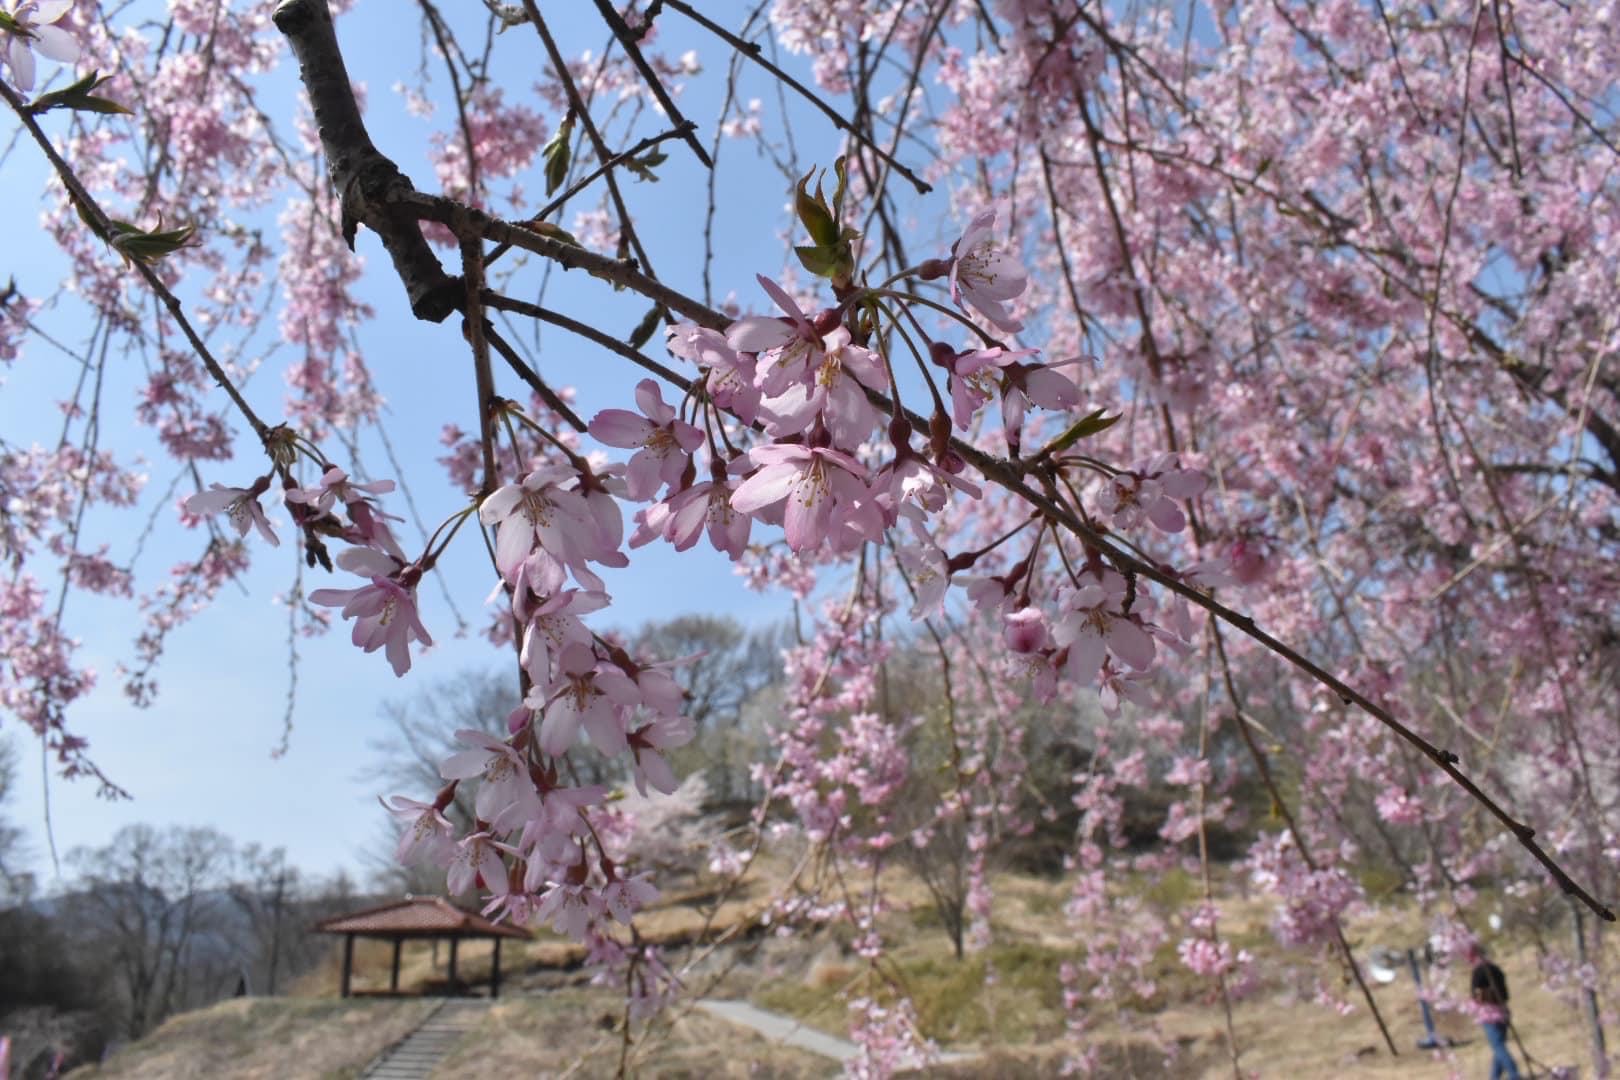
[59,862,1616,1078]
[62,998,437,1080]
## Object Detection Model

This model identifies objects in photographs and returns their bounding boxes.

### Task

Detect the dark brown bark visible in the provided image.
[272,0,460,322]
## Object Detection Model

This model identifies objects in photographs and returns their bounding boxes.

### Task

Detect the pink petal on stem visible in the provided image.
[589,409,656,448]
[729,463,798,514]
[1108,619,1157,670]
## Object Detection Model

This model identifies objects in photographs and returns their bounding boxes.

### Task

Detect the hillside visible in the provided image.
[63,998,435,1080]
[56,866,1615,1078]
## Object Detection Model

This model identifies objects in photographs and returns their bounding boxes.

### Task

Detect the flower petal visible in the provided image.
[8,38,37,92]
[730,463,797,514]
[589,409,655,448]
[31,24,79,64]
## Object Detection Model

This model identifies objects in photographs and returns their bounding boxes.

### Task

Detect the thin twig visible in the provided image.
[457,220,499,497]
[588,0,712,169]
[0,81,272,444]
[485,122,697,268]
[479,322,589,434]
[521,0,659,277]
[659,0,933,195]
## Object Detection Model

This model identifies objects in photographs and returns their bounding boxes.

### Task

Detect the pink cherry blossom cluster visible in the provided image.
[611,208,1221,731]
[1246,831,1363,949]
[763,599,910,852]
[345,396,712,936]
[176,455,430,682]
[845,994,934,1079]
[426,85,547,208]
[0,575,95,761]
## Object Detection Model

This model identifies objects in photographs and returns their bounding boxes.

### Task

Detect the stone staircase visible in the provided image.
[361,999,489,1079]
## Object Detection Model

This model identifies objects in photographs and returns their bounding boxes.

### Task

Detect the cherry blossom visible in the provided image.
[730,442,882,553]
[513,577,606,685]
[894,520,950,618]
[1002,606,1050,653]
[0,290,36,362]
[439,729,538,827]
[726,275,836,396]
[528,642,638,757]
[284,465,393,514]
[182,480,280,547]
[627,713,694,796]
[1,0,78,92]
[635,468,751,560]
[948,206,1028,333]
[446,832,509,897]
[1095,454,1208,533]
[286,465,407,559]
[534,878,604,938]
[383,794,455,867]
[761,327,887,447]
[1051,568,1156,686]
[601,869,658,924]
[669,322,762,424]
[998,357,1084,451]
[307,548,432,677]
[587,379,702,501]
[944,344,1035,428]
[478,465,611,581]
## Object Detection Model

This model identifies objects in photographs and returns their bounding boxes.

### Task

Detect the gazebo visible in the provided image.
[315,896,530,998]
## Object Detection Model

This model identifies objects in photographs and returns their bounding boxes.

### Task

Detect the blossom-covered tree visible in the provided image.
[3,0,1618,1073]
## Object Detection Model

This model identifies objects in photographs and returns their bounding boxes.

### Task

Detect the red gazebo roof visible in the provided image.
[315,896,530,940]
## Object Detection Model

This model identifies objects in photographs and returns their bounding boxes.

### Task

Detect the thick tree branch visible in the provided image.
[272,0,460,322]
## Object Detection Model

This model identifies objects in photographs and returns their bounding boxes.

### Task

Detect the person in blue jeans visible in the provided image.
[1468,944,1522,1080]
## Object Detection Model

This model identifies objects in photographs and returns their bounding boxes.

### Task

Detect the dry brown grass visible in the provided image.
[745,863,1615,1078]
[1153,934,1603,1078]
[426,991,828,1078]
[63,997,436,1080]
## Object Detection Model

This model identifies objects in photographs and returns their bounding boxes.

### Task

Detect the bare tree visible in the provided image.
[0,737,32,905]
[227,844,302,995]
[62,825,236,1037]
[897,780,974,961]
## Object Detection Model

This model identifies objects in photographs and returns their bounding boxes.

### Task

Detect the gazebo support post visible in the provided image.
[448,936,459,994]
[340,934,355,998]
[390,939,402,991]
[491,938,502,999]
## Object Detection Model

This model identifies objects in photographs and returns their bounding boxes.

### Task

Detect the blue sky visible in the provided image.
[1,1,921,884]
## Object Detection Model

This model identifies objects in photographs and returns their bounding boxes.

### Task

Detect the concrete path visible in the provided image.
[697,999,860,1063]
[696,999,977,1069]
[361,999,489,1079]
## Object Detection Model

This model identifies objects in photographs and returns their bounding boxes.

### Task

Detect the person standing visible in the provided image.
[1468,943,1522,1080]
